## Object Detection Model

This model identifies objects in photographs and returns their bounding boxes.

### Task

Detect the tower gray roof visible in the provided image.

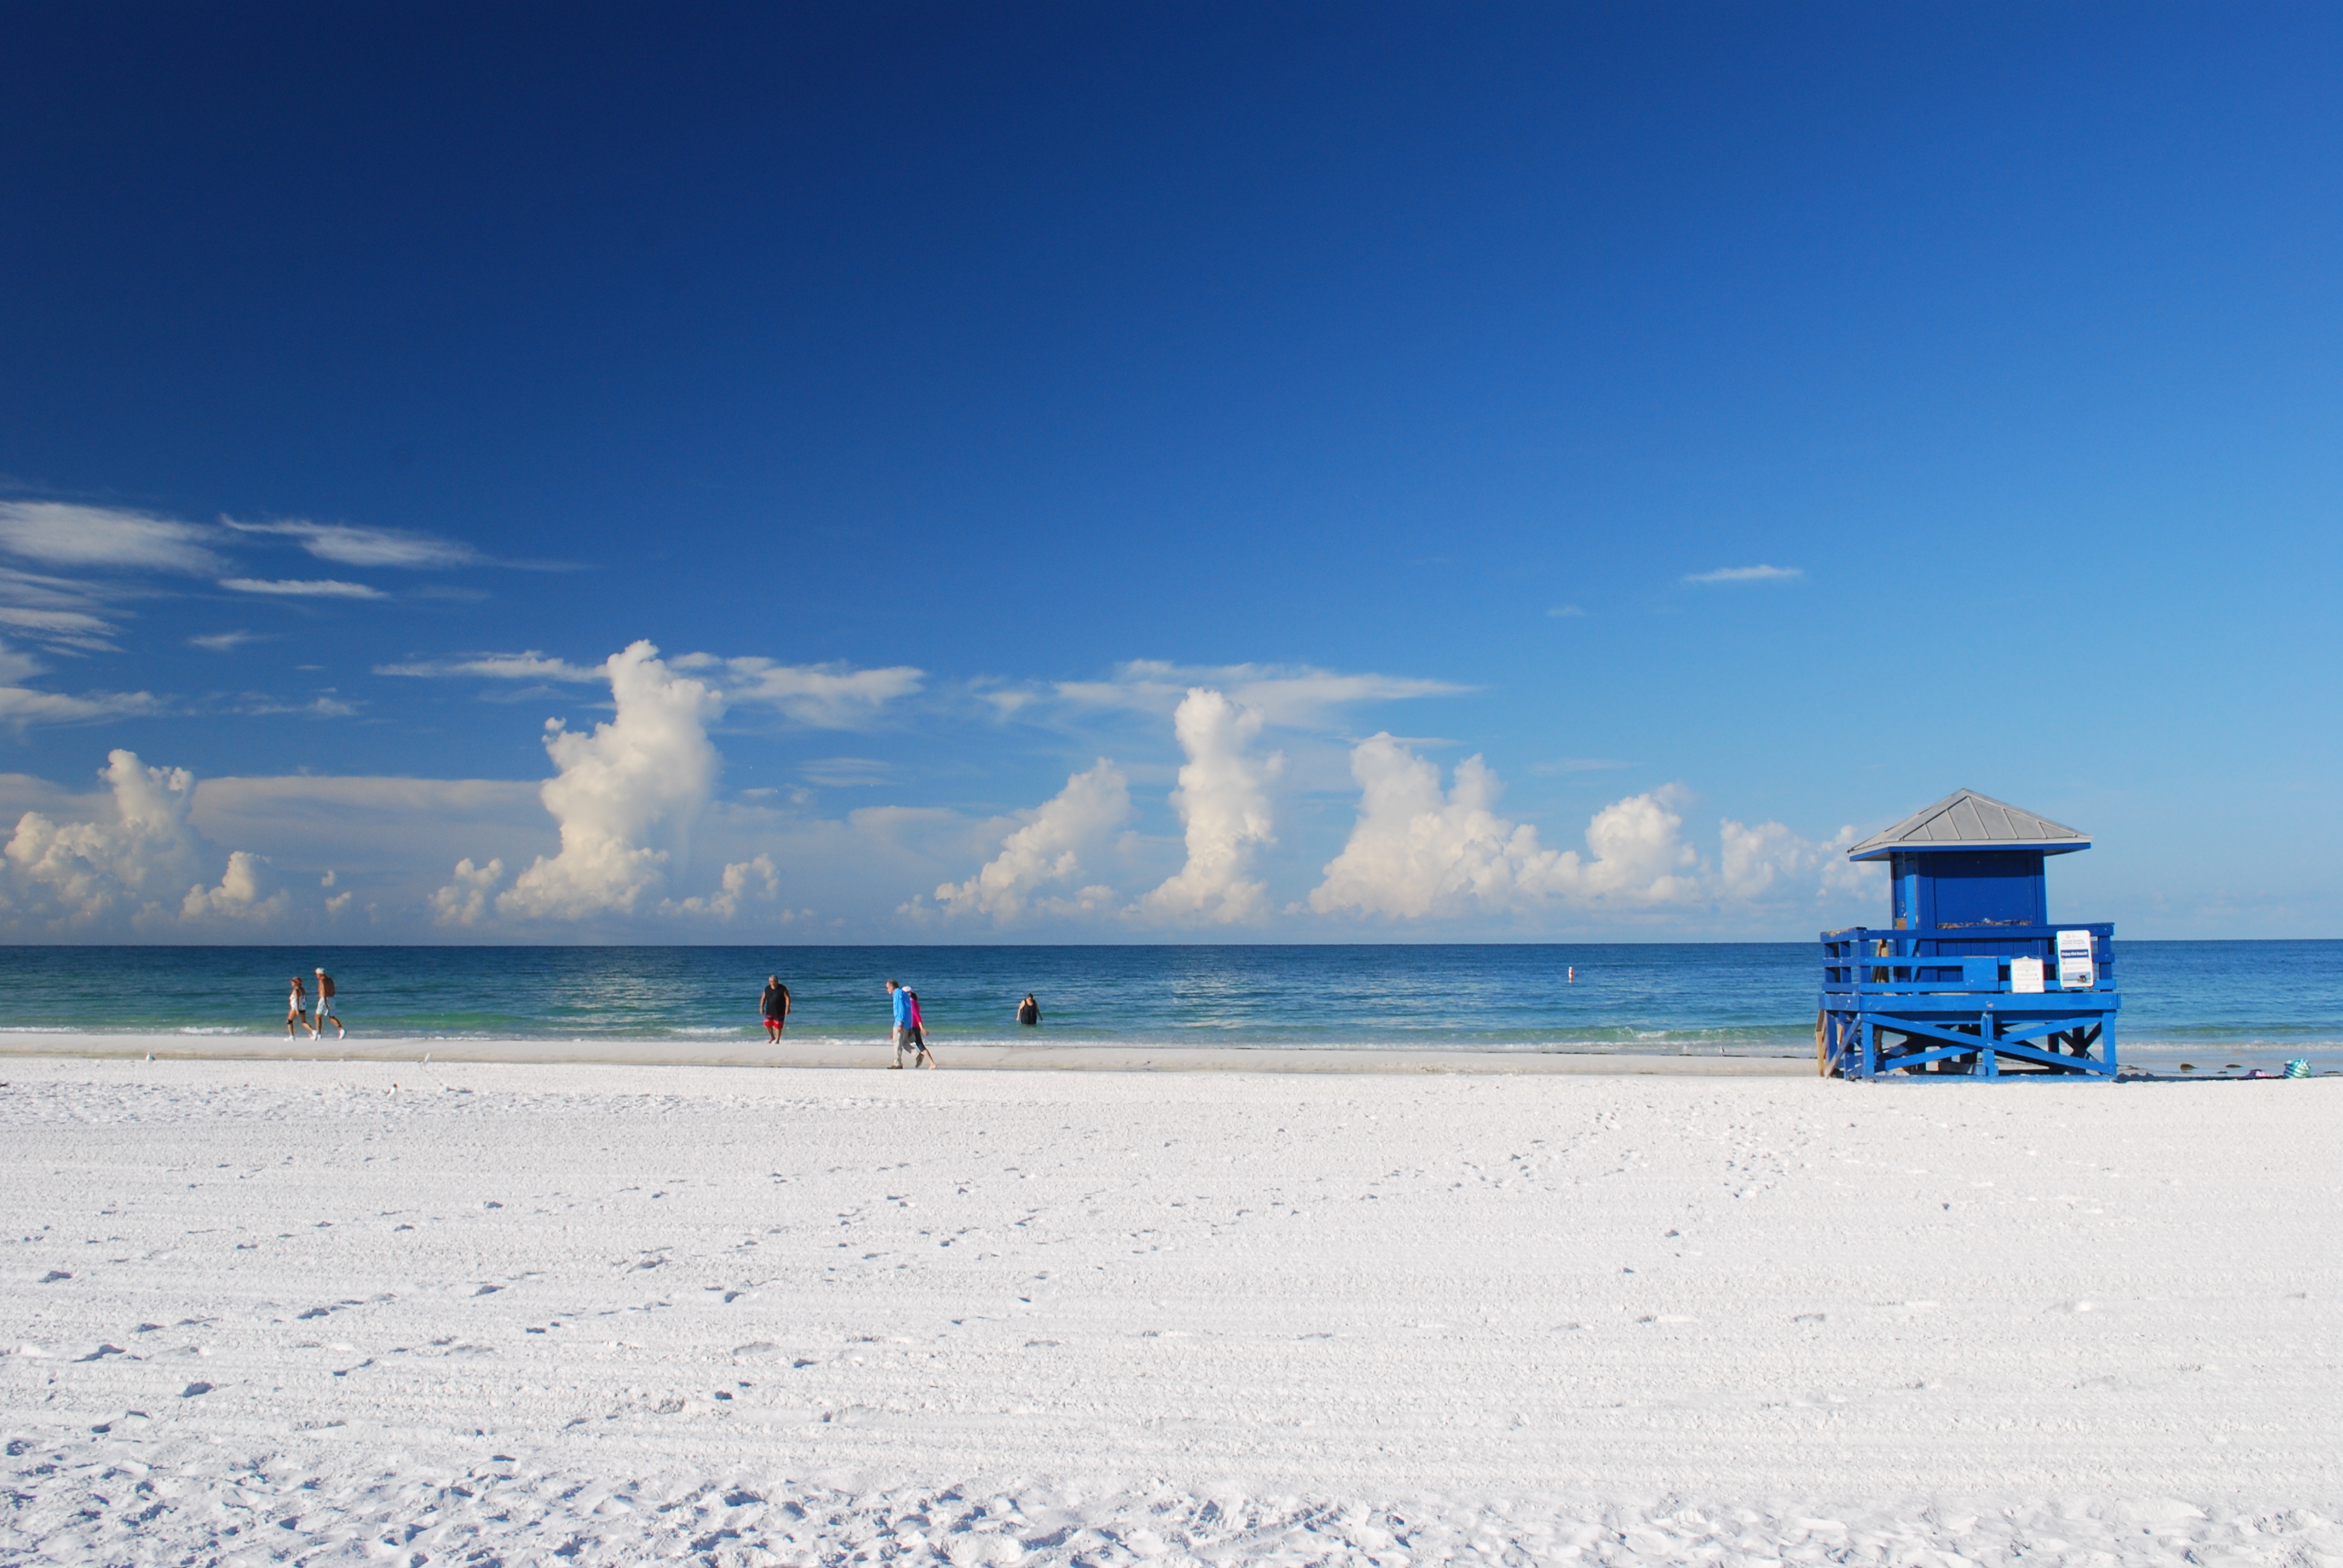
[1847,789,2091,861]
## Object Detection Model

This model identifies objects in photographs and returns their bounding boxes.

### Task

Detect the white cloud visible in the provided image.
[376,651,921,727]
[375,652,605,682]
[220,578,387,599]
[1134,690,1283,925]
[223,518,479,569]
[1560,788,1707,904]
[0,607,116,650]
[0,503,223,574]
[1309,737,1559,918]
[719,658,925,727]
[495,641,725,920]
[231,693,359,718]
[1685,564,1803,584]
[0,573,125,653]
[180,850,289,923]
[1,749,278,929]
[936,759,1132,921]
[1055,661,1464,730]
[662,855,778,920]
[189,630,262,652]
[5,750,202,924]
[799,757,894,788]
[1717,818,1875,902]
[429,857,505,926]
[1311,736,1885,921]
[1310,738,1702,918]
[0,566,111,610]
[0,647,165,727]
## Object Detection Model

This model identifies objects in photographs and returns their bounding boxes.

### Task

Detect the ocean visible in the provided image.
[1,941,2338,1070]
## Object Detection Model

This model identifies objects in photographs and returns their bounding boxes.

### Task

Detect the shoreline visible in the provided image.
[0,1032,1810,1073]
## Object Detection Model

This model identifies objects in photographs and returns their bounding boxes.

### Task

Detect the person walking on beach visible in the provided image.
[886,979,913,1067]
[1017,992,1041,1027]
[310,967,345,1040]
[905,986,935,1068]
[285,975,308,1037]
[761,975,791,1044]
[886,979,936,1069]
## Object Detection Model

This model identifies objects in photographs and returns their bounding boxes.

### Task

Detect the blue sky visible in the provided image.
[2,2,2337,941]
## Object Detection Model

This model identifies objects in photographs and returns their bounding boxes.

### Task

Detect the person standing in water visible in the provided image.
[310,967,345,1040]
[761,975,791,1044]
[284,975,308,1037]
[1016,993,1041,1027]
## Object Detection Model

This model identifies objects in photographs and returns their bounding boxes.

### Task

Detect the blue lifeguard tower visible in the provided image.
[1818,789,2119,1079]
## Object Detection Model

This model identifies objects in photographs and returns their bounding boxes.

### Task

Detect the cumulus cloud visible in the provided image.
[219,577,386,599]
[1309,737,1567,918]
[936,759,1132,921]
[2,749,280,929]
[494,641,725,920]
[0,503,223,574]
[1308,738,1699,917]
[429,857,505,926]
[1685,564,1802,584]
[1134,690,1283,925]
[1311,736,1881,921]
[661,855,779,919]
[5,751,202,924]
[223,518,479,569]
[1055,661,1464,730]
[180,849,289,923]
[1717,818,1875,901]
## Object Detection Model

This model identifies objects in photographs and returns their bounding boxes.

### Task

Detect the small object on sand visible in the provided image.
[2285,1059,2312,1079]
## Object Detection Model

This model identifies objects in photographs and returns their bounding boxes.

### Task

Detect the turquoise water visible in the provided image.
[1,942,2338,1068]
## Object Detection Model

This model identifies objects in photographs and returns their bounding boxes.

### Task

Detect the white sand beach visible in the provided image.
[4,1054,2339,1566]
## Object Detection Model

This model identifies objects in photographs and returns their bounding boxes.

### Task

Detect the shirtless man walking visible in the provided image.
[310,967,345,1040]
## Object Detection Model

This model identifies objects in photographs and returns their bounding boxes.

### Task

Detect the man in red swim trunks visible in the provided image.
[760,975,791,1044]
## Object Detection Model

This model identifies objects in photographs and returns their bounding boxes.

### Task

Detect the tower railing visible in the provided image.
[1818,923,2119,1079]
